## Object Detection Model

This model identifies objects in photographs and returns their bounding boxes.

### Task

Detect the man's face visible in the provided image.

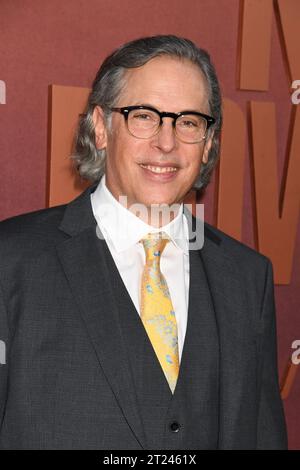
[93,56,213,213]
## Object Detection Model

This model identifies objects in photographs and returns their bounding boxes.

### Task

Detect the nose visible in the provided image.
[153,118,177,153]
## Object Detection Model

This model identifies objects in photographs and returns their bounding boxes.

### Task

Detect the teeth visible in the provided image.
[140,164,178,174]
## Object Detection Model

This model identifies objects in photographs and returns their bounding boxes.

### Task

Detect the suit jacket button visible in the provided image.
[169,421,180,432]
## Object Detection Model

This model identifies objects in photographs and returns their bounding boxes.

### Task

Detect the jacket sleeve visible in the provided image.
[256,259,288,449]
[0,279,9,432]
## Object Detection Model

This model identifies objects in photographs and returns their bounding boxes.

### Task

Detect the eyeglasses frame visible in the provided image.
[110,105,215,143]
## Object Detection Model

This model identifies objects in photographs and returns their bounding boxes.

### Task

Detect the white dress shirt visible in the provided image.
[91,175,190,362]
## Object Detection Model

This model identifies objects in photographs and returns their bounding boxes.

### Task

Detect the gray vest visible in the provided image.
[103,245,220,450]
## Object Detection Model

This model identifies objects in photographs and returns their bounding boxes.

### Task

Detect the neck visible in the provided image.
[128,203,181,228]
[104,177,181,228]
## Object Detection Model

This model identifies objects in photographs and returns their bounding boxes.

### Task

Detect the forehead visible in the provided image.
[117,56,209,112]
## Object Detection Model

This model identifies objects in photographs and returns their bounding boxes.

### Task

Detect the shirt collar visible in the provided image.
[91,175,189,254]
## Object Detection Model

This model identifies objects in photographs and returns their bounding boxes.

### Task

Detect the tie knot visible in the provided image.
[140,232,170,262]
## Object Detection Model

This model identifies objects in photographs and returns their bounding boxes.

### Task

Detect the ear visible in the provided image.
[202,133,214,164]
[92,106,108,149]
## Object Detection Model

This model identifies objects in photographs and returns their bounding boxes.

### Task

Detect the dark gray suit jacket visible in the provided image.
[0,184,287,449]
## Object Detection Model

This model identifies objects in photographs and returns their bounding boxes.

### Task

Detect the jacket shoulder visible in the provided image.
[0,204,68,255]
[204,221,271,271]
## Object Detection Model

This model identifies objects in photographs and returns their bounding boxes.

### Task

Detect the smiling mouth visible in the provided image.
[139,164,179,174]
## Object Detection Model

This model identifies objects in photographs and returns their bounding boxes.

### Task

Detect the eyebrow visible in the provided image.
[131,102,203,114]
[131,102,160,110]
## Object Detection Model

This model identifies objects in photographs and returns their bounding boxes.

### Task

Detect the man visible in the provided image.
[0,35,287,449]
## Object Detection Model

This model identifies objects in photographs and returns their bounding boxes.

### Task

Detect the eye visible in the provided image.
[184,120,196,127]
[132,111,156,121]
[179,119,198,128]
[136,113,151,120]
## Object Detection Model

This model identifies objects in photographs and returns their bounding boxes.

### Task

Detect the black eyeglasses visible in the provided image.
[110,105,215,143]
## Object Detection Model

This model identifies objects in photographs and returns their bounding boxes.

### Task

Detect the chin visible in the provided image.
[145,196,177,207]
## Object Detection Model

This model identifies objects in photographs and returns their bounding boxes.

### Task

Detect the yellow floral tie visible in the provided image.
[140,232,179,393]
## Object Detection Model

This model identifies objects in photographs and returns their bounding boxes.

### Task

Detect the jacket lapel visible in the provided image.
[56,185,147,449]
[184,207,256,448]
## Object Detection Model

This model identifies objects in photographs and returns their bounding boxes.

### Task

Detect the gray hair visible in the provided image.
[72,35,222,190]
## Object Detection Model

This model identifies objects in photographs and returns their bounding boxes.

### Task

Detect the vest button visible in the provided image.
[169,421,180,433]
